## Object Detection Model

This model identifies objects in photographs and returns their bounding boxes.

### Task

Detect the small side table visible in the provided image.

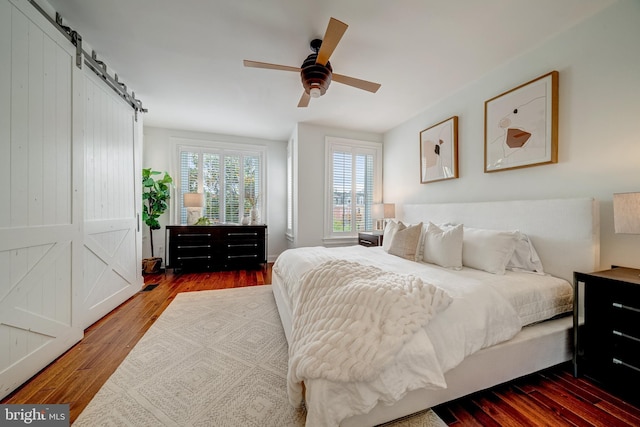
[573,266,640,406]
[358,231,383,247]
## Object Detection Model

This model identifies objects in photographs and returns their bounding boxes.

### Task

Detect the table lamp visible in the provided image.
[372,203,395,231]
[184,193,204,225]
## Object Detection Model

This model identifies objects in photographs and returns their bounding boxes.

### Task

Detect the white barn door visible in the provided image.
[80,71,143,328]
[0,0,83,398]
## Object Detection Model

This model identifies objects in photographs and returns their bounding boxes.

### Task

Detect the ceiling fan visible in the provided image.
[243,17,381,108]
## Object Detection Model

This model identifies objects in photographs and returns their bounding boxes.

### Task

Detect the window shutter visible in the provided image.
[179,151,199,224]
[332,151,352,232]
[203,153,220,222]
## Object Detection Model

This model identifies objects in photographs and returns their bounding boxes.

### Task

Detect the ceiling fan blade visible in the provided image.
[243,60,301,72]
[298,91,310,108]
[316,17,348,66]
[332,73,381,93]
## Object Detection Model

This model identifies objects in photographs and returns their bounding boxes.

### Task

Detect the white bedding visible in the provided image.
[273,245,574,426]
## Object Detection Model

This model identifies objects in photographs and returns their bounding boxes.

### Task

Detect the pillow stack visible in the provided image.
[381,220,544,275]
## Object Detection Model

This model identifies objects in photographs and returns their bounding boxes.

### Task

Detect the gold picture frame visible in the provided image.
[484,71,558,172]
[420,116,459,183]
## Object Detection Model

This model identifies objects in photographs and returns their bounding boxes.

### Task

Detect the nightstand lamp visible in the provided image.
[184,192,204,225]
[372,203,395,231]
[613,192,640,274]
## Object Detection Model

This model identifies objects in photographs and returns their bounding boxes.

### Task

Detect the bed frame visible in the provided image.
[272,198,600,426]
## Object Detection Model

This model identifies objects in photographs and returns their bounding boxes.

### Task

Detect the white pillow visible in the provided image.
[507,232,545,274]
[462,227,519,274]
[422,222,463,269]
[382,220,403,252]
[388,222,423,261]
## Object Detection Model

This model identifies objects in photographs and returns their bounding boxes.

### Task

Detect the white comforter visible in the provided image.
[288,260,452,406]
[273,245,573,426]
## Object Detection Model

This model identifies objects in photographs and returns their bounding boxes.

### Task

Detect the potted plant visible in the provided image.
[142,168,172,274]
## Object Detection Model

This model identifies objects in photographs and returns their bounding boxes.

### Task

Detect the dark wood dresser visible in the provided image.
[165,224,267,271]
[574,267,640,405]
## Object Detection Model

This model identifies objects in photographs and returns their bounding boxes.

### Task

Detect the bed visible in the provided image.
[272,198,599,426]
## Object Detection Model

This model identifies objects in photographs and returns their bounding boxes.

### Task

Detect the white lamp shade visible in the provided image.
[183,192,204,208]
[372,203,395,219]
[613,192,640,234]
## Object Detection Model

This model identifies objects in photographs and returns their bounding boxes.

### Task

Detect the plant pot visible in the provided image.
[142,257,162,274]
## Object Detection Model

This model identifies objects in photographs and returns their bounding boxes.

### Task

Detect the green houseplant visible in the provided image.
[142,168,172,274]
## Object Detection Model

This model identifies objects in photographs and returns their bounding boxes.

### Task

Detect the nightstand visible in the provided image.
[574,267,640,405]
[358,231,383,247]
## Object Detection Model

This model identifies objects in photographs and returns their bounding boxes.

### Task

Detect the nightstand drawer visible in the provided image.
[358,232,383,247]
[613,329,640,360]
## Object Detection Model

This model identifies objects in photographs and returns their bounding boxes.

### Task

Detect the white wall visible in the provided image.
[291,123,383,248]
[383,0,640,270]
[142,126,288,262]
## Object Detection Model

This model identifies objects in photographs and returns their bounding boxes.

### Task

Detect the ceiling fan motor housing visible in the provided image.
[300,53,332,97]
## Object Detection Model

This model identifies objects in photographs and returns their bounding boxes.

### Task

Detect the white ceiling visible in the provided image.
[45,0,614,141]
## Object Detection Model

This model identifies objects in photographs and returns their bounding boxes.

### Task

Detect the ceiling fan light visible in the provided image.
[309,87,322,98]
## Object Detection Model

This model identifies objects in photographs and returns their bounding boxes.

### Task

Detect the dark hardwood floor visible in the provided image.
[3,265,639,426]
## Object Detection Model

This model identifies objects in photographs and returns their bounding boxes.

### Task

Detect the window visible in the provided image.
[325,137,381,238]
[178,145,264,224]
[286,139,294,238]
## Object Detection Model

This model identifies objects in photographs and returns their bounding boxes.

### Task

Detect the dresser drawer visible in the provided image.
[174,231,214,242]
[174,243,213,257]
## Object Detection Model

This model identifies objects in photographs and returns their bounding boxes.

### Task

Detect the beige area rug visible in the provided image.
[74,285,446,427]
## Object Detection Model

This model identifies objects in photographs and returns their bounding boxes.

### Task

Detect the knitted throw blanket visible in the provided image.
[287,260,452,407]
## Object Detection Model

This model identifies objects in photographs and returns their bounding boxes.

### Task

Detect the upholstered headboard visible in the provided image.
[401,198,600,283]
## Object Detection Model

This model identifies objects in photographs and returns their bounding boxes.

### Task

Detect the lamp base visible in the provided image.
[186,208,202,225]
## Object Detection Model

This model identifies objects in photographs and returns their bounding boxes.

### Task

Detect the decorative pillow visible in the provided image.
[382,221,404,252]
[388,222,423,261]
[462,227,519,274]
[507,232,545,274]
[422,222,463,269]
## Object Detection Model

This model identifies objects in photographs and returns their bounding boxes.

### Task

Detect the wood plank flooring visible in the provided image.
[3,265,640,426]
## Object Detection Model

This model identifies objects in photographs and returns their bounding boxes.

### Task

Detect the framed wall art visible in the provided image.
[484,71,558,173]
[420,116,458,183]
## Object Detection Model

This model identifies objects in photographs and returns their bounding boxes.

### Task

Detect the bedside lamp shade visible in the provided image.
[372,203,395,231]
[372,203,396,219]
[184,193,204,225]
[613,192,640,234]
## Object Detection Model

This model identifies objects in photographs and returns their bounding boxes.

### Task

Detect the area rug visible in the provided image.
[74,285,446,427]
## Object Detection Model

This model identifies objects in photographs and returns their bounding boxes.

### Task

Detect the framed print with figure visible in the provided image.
[484,71,558,172]
[420,116,458,183]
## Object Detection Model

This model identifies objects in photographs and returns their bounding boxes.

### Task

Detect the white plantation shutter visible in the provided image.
[332,150,352,232]
[224,155,240,223]
[355,153,374,232]
[179,151,199,224]
[286,141,294,236]
[178,146,263,224]
[326,138,381,238]
[203,153,220,221]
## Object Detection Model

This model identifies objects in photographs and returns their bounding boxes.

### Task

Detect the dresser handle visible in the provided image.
[612,330,640,343]
[228,232,258,237]
[228,243,258,248]
[177,233,212,238]
[613,358,640,373]
[612,302,640,313]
